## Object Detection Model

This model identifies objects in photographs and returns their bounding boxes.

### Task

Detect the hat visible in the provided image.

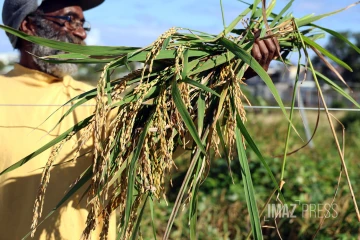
[2,0,104,48]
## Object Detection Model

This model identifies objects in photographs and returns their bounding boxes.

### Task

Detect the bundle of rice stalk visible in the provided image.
[1,0,360,239]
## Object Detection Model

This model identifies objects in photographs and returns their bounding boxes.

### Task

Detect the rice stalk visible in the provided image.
[31,132,74,237]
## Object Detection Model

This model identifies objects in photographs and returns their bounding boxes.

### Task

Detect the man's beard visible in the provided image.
[30,18,85,78]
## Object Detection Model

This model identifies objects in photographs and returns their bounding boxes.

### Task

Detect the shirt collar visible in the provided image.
[7,64,63,84]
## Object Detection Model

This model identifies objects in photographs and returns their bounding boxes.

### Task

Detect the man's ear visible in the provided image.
[19,17,36,36]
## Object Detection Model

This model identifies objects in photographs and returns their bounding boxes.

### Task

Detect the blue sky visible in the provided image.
[0,0,360,53]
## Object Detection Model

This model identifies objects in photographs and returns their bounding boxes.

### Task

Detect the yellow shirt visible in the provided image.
[0,64,115,240]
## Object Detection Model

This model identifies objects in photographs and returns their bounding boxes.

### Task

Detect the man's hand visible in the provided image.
[244,34,280,79]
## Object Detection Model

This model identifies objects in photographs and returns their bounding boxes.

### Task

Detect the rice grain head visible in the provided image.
[31,133,74,237]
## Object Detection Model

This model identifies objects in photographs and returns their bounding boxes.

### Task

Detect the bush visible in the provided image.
[331,100,346,109]
[339,112,360,132]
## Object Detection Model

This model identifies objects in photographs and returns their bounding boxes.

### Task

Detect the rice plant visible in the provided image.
[1,0,360,239]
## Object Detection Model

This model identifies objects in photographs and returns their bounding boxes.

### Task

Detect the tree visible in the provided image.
[312,32,360,87]
[0,61,5,72]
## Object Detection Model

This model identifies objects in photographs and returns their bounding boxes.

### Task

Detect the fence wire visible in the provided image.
[1,104,360,112]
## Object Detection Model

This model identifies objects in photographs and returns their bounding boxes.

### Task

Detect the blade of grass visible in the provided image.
[22,166,92,239]
[163,128,209,240]
[235,109,284,202]
[172,80,206,154]
[189,53,235,75]
[0,24,139,56]
[252,0,262,16]
[42,49,208,64]
[309,24,360,54]
[294,19,360,222]
[180,79,221,97]
[130,195,149,240]
[149,196,158,240]
[310,46,350,89]
[217,2,254,37]
[235,112,263,240]
[161,37,171,50]
[189,156,205,240]
[197,92,206,135]
[311,70,360,109]
[297,2,360,27]
[220,0,227,34]
[219,38,288,120]
[181,49,189,80]
[123,115,153,237]
[266,0,276,18]
[0,116,92,175]
[269,0,294,28]
[216,122,234,182]
[302,35,353,72]
[280,54,301,182]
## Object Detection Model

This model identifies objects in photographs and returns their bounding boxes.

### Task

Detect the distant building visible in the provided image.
[244,64,356,108]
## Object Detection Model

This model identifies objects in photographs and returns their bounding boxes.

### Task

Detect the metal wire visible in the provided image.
[0,104,359,112]
[244,106,360,112]
[0,104,96,107]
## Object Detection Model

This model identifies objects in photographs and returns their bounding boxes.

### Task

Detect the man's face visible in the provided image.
[28,5,87,77]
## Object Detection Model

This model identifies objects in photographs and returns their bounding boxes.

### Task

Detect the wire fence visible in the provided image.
[1,104,360,112]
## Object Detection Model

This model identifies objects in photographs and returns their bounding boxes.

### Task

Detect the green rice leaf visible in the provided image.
[269,0,294,28]
[302,35,353,72]
[130,195,149,240]
[34,88,97,135]
[218,38,288,118]
[42,49,208,64]
[123,117,153,237]
[0,24,139,56]
[235,114,263,240]
[181,78,221,97]
[221,2,253,36]
[22,166,92,239]
[309,24,360,54]
[189,53,235,75]
[312,70,360,109]
[172,80,206,154]
[189,157,204,240]
[252,0,262,16]
[128,49,208,62]
[280,54,301,183]
[149,197,158,240]
[182,49,189,80]
[164,131,208,240]
[297,2,360,27]
[162,37,172,50]
[216,122,233,182]
[197,93,206,135]
[236,115,283,201]
[0,116,93,175]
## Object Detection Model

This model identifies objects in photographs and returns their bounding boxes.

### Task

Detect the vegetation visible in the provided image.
[141,111,360,239]
[0,60,5,72]
[0,0,360,239]
[313,32,360,86]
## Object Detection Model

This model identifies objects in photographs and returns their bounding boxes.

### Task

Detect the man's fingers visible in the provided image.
[257,40,269,66]
[252,42,262,63]
[264,38,277,60]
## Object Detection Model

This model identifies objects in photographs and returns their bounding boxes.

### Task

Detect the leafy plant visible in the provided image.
[1,0,360,239]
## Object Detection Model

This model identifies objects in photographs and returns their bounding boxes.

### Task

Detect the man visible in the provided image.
[0,0,279,239]
[0,0,117,239]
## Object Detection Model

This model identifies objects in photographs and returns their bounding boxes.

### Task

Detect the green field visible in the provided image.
[138,110,360,240]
